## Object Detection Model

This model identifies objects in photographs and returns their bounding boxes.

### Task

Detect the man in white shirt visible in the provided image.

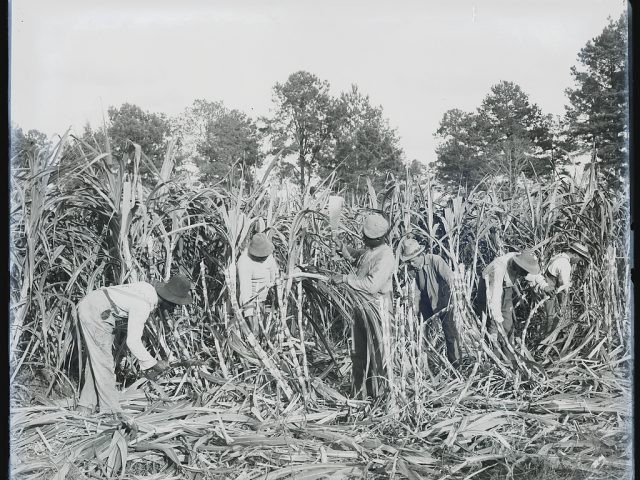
[76,275,192,417]
[476,249,540,363]
[330,213,395,398]
[237,233,280,333]
[529,242,589,334]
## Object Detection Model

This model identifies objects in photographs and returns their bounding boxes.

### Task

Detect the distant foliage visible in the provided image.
[434,81,555,189]
[107,103,172,175]
[10,125,51,171]
[264,71,340,189]
[265,72,406,192]
[197,107,264,185]
[321,85,405,193]
[564,14,628,188]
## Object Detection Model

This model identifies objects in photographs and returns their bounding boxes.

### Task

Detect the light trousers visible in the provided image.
[77,290,122,414]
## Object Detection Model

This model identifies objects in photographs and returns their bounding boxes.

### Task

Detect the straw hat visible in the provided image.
[513,249,540,275]
[400,238,425,261]
[248,233,274,257]
[569,242,589,260]
[155,275,193,305]
[363,213,389,239]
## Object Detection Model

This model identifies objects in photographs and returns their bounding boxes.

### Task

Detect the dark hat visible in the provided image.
[248,233,274,257]
[155,275,193,305]
[363,214,389,239]
[569,242,589,260]
[400,238,425,261]
[513,249,540,275]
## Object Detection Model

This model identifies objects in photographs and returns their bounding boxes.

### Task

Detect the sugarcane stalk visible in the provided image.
[224,269,293,400]
[200,259,230,379]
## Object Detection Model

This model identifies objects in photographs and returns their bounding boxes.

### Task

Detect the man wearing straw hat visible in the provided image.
[477,249,540,363]
[76,275,193,417]
[530,242,590,334]
[237,232,281,334]
[400,238,461,368]
[330,212,395,399]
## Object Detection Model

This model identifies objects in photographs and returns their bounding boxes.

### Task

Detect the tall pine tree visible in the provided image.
[564,14,628,188]
[434,81,554,189]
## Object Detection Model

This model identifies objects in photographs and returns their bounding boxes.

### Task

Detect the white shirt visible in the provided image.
[527,253,572,294]
[482,252,519,324]
[345,244,395,297]
[547,253,572,293]
[237,251,280,315]
[103,282,158,370]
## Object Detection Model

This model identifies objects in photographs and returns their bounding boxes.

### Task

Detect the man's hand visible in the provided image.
[543,285,555,295]
[341,243,356,262]
[113,412,139,436]
[329,274,345,285]
[144,360,169,380]
[155,359,170,371]
[333,240,355,262]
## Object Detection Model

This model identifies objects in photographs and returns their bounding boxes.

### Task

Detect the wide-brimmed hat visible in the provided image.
[155,275,193,305]
[513,249,540,275]
[569,242,589,260]
[400,238,425,261]
[248,233,274,257]
[363,213,389,239]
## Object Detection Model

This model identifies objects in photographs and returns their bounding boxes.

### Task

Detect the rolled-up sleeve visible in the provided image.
[346,251,395,295]
[126,303,156,370]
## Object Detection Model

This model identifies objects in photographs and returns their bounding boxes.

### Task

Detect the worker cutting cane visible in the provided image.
[75,275,193,418]
[476,249,540,365]
[400,238,462,368]
[329,212,395,399]
[527,242,590,334]
[237,232,281,333]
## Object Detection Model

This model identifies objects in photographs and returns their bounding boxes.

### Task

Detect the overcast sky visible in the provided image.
[10,0,627,164]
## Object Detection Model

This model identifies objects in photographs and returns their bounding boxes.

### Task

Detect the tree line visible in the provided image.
[11,14,628,192]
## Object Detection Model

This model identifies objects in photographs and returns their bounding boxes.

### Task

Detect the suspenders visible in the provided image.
[100,288,127,321]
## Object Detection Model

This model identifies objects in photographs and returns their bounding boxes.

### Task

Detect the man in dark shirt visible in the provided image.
[400,239,461,368]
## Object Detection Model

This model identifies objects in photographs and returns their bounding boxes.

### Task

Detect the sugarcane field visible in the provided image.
[9,3,632,480]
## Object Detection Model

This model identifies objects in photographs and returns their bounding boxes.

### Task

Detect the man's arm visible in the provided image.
[268,256,280,285]
[486,266,505,324]
[413,281,421,313]
[430,255,454,287]
[526,273,549,293]
[237,255,254,315]
[126,304,157,371]
[342,244,365,264]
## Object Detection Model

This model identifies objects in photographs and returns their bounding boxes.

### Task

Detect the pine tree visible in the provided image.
[564,14,628,187]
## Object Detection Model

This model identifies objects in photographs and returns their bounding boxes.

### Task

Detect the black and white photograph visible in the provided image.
[9,1,632,478]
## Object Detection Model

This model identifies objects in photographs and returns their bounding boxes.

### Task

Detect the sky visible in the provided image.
[10,0,627,164]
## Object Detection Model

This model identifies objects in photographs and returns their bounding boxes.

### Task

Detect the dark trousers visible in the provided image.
[352,295,392,399]
[420,296,461,366]
[352,311,383,398]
